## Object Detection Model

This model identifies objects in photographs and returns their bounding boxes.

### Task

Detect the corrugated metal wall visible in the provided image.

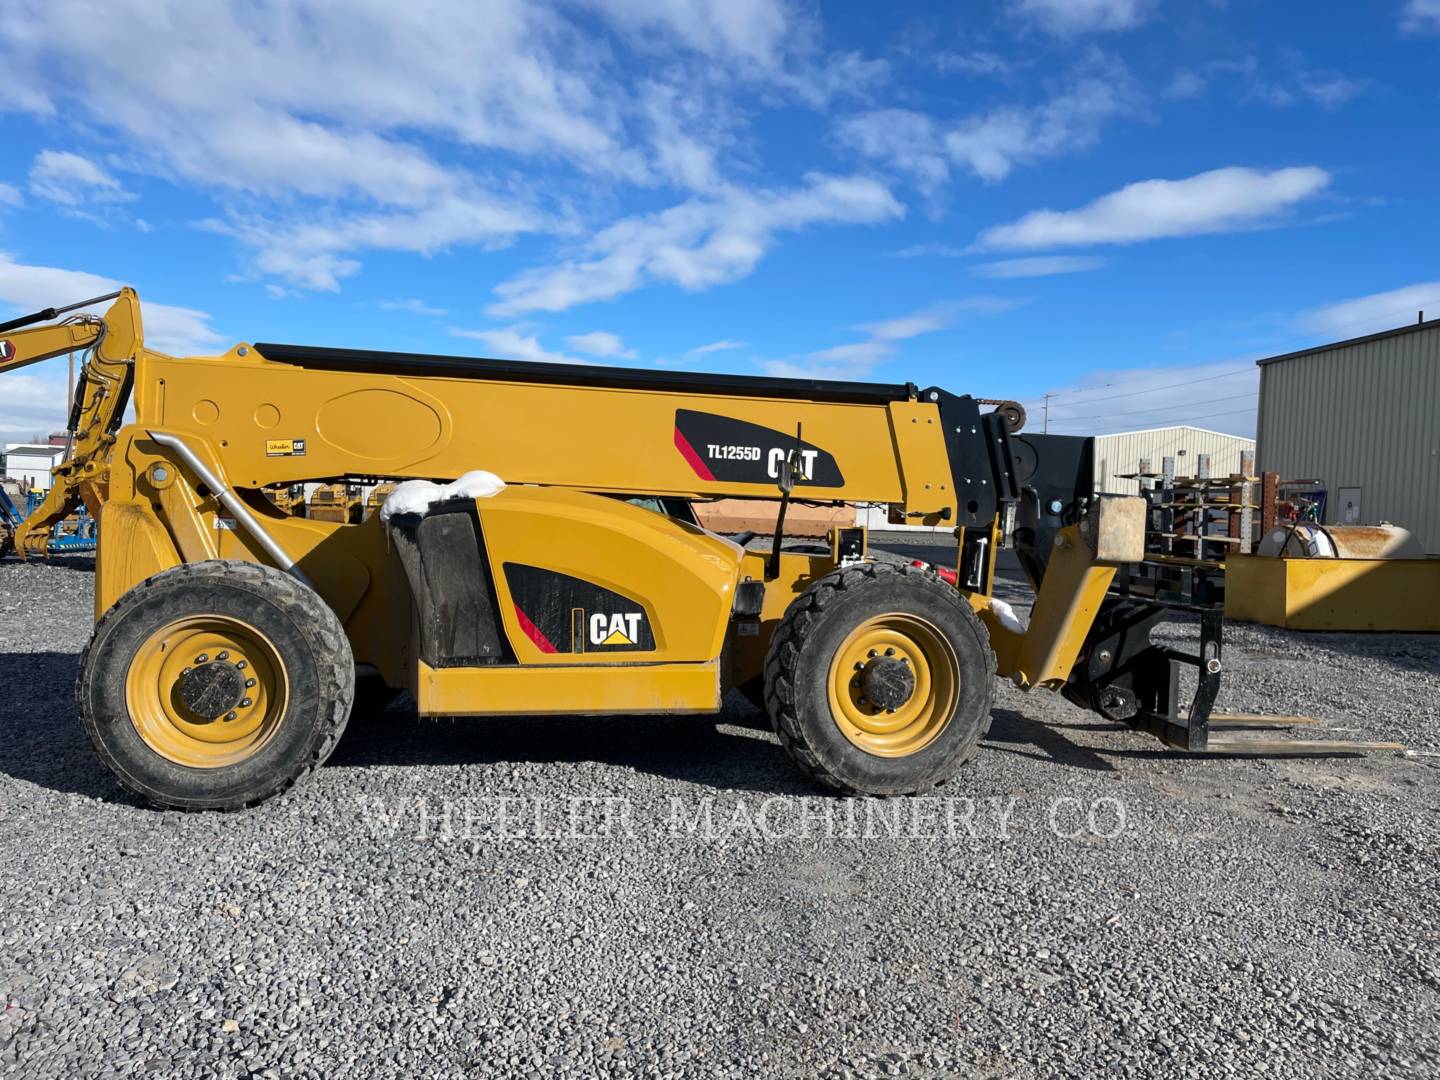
[1093,427,1256,495]
[1256,322,1440,554]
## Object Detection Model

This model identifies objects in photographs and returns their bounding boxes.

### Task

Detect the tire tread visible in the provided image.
[78,561,354,811]
[762,561,995,795]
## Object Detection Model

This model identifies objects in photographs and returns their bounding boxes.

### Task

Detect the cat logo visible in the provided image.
[0,339,14,362]
[505,563,656,653]
[590,611,643,647]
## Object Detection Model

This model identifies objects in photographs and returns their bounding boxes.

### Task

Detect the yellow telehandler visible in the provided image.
[0,290,1390,808]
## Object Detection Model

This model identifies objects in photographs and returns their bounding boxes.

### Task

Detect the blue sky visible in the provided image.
[1,0,1437,444]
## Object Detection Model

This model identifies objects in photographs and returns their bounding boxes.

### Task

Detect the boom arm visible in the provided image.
[0,290,143,555]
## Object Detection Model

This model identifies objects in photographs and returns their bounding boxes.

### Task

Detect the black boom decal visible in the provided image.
[673,409,844,487]
[504,564,656,654]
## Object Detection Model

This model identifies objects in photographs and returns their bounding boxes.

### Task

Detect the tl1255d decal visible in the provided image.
[504,563,656,654]
[672,409,844,487]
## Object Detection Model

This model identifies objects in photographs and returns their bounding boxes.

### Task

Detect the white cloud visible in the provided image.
[0,2,641,193]
[889,243,970,259]
[1295,72,1366,108]
[0,372,69,443]
[684,339,747,358]
[970,255,1107,278]
[28,150,133,207]
[932,51,1010,77]
[0,183,21,207]
[638,80,727,194]
[1167,56,1367,110]
[565,331,637,359]
[1009,0,1149,34]
[1300,282,1440,340]
[0,1,884,290]
[202,190,547,291]
[760,299,1021,380]
[579,1,886,106]
[579,0,794,69]
[838,110,950,189]
[1401,0,1440,33]
[379,298,448,317]
[1164,69,1207,99]
[838,76,1129,186]
[0,252,223,356]
[764,339,895,379]
[862,309,954,341]
[489,173,903,315]
[977,166,1331,250]
[449,326,587,365]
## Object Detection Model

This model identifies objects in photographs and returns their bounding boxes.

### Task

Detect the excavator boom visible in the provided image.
[0,290,142,555]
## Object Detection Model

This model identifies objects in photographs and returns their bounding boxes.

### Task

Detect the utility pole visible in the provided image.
[1043,392,1051,434]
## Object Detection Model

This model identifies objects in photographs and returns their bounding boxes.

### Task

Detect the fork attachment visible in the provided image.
[1065,596,1403,755]
[1063,598,1221,750]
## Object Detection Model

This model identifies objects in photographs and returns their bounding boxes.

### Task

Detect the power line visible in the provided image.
[1017,364,1257,407]
[1048,391,1258,423]
[1045,405,1257,431]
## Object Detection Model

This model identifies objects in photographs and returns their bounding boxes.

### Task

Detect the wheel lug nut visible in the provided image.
[181,667,192,677]
[244,678,256,688]
[854,662,864,671]
[195,654,208,664]
[236,660,247,670]
[224,711,237,722]
[867,650,877,658]
[239,698,252,708]
[216,651,229,661]
[885,648,895,656]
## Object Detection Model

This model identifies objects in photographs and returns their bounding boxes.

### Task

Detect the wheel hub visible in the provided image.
[827,613,961,758]
[177,660,247,721]
[860,656,915,711]
[125,616,286,768]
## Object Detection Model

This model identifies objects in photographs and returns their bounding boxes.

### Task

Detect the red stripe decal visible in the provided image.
[513,604,557,653]
[674,427,715,481]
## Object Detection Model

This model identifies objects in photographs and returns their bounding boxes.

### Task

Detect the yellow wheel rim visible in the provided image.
[827,613,959,758]
[124,615,289,769]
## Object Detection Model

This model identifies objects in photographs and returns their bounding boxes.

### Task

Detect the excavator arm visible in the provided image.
[0,289,143,555]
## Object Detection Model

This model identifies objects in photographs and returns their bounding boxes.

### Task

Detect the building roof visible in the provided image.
[1093,425,1254,440]
[3,443,66,455]
[1256,316,1439,367]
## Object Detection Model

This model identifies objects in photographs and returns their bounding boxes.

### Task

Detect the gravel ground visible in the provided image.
[1,557,1436,1079]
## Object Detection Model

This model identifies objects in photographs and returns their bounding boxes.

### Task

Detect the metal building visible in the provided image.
[2,442,65,490]
[1256,319,1440,554]
[1093,426,1256,495]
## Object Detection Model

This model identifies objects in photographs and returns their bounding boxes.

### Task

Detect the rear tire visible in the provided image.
[78,561,354,810]
[764,562,994,795]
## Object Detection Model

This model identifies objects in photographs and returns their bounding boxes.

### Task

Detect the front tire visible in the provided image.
[78,561,354,810]
[764,562,994,795]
